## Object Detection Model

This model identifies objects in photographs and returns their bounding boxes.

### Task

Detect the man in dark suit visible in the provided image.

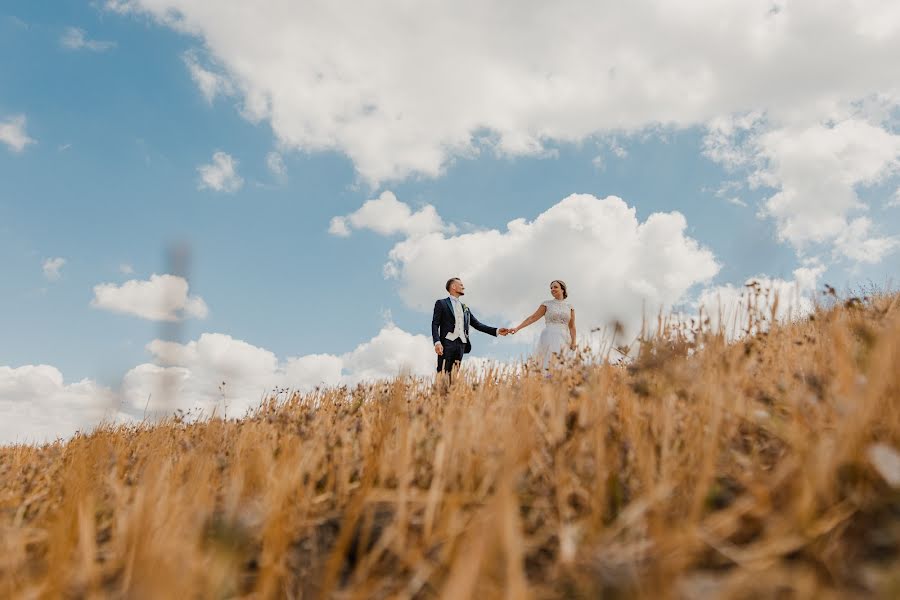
[432,277,509,378]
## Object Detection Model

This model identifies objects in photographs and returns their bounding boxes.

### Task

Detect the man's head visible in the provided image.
[446,277,465,296]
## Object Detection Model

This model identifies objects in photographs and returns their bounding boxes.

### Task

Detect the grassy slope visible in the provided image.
[1,293,899,599]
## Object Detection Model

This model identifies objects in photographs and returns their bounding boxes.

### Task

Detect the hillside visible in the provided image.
[2,292,899,598]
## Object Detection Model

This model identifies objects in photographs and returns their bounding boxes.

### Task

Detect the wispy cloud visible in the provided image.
[712,180,748,208]
[183,51,233,103]
[266,151,286,178]
[42,257,66,281]
[60,27,116,52]
[4,16,28,29]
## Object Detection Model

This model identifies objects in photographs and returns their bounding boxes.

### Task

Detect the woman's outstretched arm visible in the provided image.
[511,304,547,334]
[568,308,577,349]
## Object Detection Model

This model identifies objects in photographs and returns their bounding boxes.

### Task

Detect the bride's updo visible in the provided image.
[551,280,568,299]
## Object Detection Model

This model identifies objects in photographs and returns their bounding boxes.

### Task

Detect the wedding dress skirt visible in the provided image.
[536,322,571,369]
[534,299,573,369]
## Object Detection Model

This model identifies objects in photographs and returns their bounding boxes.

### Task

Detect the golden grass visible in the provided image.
[2,292,899,599]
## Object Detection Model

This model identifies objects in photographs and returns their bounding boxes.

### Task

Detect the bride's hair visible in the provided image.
[551,280,568,299]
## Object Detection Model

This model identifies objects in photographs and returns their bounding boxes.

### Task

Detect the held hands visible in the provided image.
[498,328,511,336]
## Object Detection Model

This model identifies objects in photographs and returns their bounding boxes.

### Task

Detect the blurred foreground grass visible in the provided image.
[2,292,899,599]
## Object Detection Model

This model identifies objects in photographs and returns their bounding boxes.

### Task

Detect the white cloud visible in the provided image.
[328,217,351,237]
[183,50,232,102]
[834,217,898,263]
[120,325,435,418]
[379,192,720,339]
[329,191,455,238]
[338,325,434,383]
[0,322,437,444]
[266,151,286,177]
[0,114,35,152]
[756,119,900,248]
[197,151,243,192]
[42,257,66,281]
[0,365,123,445]
[119,263,135,275]
[108,1,900,184]
[60,27,116,52]
[705,114,900,263]
[91,274,209,321]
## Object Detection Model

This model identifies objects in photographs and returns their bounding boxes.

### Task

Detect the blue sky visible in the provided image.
[1,1,898,443]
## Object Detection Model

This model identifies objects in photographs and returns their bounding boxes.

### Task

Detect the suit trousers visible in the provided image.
[436,339,465,378]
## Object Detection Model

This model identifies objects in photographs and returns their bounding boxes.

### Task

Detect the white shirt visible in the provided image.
[444,296,468,343]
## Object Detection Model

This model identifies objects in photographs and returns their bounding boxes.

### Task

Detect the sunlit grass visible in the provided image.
[2,290,899,598]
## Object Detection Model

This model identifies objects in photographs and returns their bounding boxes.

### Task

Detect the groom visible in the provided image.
[432,277,509,377]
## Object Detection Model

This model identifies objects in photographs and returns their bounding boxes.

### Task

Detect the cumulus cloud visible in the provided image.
[1,323,436,444]
[60,27,116,52]
[42,257,66,281]
[198,151,243,192]
[834,217,898,263]
[378,192,720,339]
[0,365,123,445]
[756,120,900,254]
[705,115,900,263]
[0,114,35,152]
[329,191,454,238]
[121,325,435,418]
[91,274,209,321]
[107,1,900,184]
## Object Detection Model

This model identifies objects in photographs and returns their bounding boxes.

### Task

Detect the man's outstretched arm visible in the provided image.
[470,312,509,336]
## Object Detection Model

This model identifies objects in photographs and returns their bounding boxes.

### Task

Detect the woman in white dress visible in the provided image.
[510,280,577,369]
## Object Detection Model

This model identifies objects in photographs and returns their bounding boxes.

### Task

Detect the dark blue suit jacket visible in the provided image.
[431,297,497,354]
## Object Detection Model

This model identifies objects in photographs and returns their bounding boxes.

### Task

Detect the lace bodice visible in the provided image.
[542,299,572,326]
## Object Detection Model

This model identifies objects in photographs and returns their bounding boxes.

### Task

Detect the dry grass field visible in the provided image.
[2,290,899,599]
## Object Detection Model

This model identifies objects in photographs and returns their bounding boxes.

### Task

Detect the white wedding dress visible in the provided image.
[535,299,573,369]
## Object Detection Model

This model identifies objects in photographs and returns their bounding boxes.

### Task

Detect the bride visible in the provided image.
[510,280,577,369]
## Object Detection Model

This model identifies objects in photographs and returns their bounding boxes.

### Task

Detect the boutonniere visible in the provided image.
[462,304,469,312]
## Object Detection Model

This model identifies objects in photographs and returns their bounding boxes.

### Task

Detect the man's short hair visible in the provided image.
[445,277,460,292]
